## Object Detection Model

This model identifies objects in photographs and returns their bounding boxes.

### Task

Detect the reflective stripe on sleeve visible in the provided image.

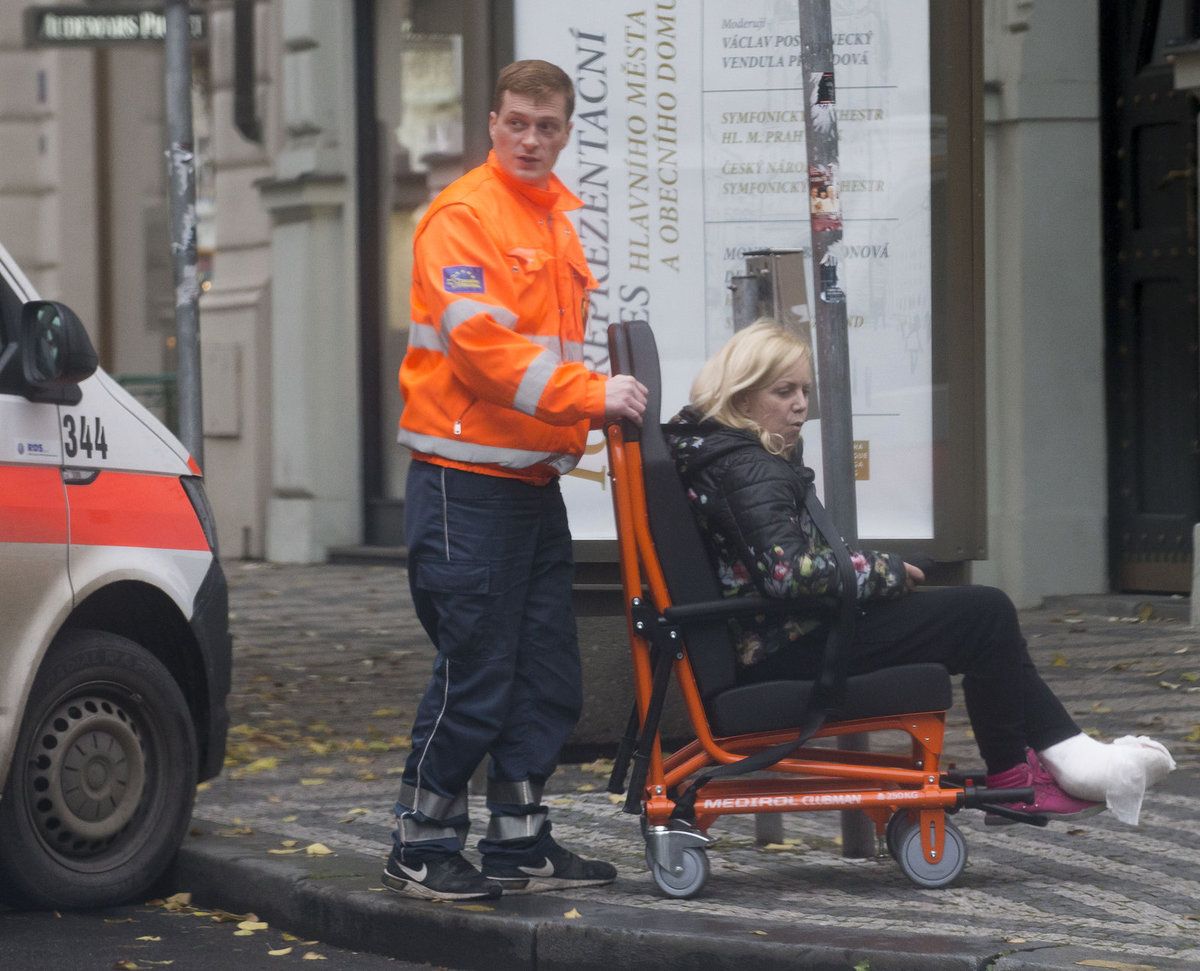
[442,298,518,333]
[512,348,558,417]
[407,321,445,352]
[395,428,580,476]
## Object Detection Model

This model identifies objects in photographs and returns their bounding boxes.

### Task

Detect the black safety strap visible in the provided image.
[670,490,859,821]
[607,702,640,795]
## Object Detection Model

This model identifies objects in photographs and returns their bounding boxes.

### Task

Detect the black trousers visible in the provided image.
[742,585,1079,774]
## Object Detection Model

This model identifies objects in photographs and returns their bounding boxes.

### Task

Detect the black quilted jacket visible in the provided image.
[666,405,908,667]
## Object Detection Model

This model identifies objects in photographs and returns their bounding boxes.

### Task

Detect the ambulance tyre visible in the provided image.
[892,815,967,889]
[0,629,198,909]
[646,845,709,899]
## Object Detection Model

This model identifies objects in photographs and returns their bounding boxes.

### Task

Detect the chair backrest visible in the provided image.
[608,320,738,699]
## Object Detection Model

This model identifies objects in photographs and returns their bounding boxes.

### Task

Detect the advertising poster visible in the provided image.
[515,0,933,540]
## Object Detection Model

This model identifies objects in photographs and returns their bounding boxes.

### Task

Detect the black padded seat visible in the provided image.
[710,663,951,738]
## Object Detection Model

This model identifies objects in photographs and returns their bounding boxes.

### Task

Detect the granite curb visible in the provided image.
[171,817,1181,971]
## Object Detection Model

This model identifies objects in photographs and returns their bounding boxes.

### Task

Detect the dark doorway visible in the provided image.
[1101,0,1200,592]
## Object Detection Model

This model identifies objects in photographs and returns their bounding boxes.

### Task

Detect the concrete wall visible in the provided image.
[200,0,277,559]
[0,10,98,340]
[972,0,1108,606]
[259,0,361,563]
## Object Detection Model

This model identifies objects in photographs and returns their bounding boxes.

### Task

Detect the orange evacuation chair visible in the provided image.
[603,320,1036,899]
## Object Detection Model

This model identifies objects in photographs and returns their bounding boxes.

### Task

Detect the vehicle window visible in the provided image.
[0,272,19,345]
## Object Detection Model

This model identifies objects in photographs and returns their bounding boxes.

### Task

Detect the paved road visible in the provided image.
[186,562,1200,967]
[0,899,429,970]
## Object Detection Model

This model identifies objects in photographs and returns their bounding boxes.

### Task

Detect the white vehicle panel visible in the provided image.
[67,545,213,620]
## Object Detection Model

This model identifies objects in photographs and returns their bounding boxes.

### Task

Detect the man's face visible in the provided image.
[488,90,572,188]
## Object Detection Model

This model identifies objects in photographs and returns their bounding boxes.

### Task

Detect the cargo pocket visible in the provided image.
[413,559,496,659]
[415,559,490,596]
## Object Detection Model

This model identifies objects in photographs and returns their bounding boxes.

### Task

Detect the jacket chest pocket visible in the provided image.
[505,246,590,344]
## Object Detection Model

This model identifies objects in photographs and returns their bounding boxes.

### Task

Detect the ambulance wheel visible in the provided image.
[0,630,197,909]
[646,846,709,899]
[893,816,967,889]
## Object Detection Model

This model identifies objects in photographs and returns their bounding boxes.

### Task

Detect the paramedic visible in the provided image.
[383,59,647,901]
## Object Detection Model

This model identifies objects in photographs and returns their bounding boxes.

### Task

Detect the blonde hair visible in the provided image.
[690,319,812,455]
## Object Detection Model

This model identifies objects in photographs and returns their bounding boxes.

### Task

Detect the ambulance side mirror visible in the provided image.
[19,300,98,405]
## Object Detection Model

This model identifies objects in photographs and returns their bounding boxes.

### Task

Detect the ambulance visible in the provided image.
[0,241,230,908]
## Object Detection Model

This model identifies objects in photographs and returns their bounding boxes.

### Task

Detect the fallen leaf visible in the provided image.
[305,843,334,856]
[1006,937,1027,944]
[135,936,162,942]
[563,908,582,919]
[750,929,767,936]
[1184,726,1200,743]
[371,707,402,717]
[302,954,327,961]
[1159,681,1181,691]
[1090,703,1112,714]
[455,904,495,913]
[311,766,336,776]
[113,962,140,970]
[1181,672,1199,683]
[104,917,136,924]
[282,815,299,823]
[237,920,269,932]
[576,783,596,792]
[761,843,795,852]
[234,930,256,937]
[300,778,327,786]
[607,794,624,805]
[268,948,293,957]
[1136,603,1154,622]
[1052,654,1069,667]
[216,826,254,837]
[268,848,302,855]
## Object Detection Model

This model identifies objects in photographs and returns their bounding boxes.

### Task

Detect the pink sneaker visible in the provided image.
[984,749,1104,824]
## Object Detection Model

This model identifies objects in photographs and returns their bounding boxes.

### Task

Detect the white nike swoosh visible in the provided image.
[517,860,556,877]
[396,862,428,881]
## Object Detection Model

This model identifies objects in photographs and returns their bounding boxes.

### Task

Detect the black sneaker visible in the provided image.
[381,851,502,901]
[481,841,617,895]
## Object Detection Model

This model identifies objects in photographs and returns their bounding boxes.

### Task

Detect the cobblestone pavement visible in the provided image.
[193,562,1200,965]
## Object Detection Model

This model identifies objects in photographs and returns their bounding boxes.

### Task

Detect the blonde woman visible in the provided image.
[665,320,1174,825]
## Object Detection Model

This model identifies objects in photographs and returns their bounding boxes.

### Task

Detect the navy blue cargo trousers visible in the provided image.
[392,460,583,864]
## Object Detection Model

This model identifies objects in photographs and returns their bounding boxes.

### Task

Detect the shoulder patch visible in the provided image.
[443,265,484,293]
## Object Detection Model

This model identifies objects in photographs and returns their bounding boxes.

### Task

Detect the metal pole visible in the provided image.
[797,0,875,859]
[164,0,203,468]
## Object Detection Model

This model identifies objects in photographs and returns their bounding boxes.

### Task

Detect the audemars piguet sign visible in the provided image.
[25,5,206,45]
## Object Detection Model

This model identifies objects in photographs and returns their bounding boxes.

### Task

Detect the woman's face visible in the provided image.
[743,357,812,450]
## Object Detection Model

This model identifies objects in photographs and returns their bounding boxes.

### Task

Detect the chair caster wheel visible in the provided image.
[645,845,709,899]
[891,814,967,889]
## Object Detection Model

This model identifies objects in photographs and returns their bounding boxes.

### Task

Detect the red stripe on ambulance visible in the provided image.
[67,471,209,551]
[0,467,68,544]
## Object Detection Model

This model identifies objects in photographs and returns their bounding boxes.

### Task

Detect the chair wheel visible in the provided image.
[892,815,967,889]
[645,845,709,899]
[885,809,917,861]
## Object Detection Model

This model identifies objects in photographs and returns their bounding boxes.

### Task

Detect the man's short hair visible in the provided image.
[492,60,575,120]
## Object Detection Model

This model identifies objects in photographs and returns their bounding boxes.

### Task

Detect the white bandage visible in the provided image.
[1038,733,1176,825]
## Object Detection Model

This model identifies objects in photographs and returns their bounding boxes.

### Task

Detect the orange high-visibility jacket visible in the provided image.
[397,152,603,485]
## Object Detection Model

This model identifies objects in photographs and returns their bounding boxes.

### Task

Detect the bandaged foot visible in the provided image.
[1038,732,1176,825]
